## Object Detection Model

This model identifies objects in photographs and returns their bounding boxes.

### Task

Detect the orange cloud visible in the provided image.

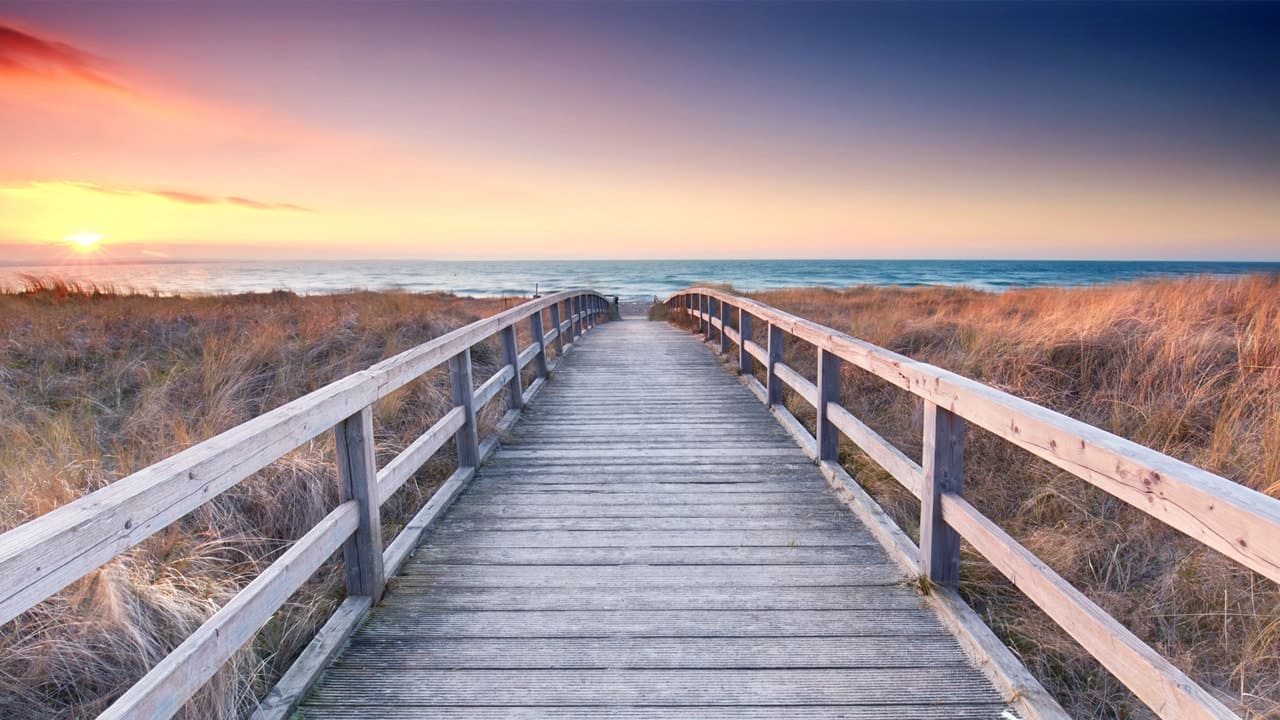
[0,24,128,92]
[61,181,311,212]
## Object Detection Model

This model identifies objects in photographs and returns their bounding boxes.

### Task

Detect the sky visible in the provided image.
[1,1,1278,263]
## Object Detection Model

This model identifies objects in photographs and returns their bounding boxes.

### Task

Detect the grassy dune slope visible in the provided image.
[0,281,522,719]
[730,276,1279,718]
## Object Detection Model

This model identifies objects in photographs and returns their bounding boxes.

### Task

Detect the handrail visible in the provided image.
[667,286,1279,720]
[0,289,612,719]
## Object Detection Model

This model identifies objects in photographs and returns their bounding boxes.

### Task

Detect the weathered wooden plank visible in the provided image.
[499,325,525,410]
[376,406,465,505]
[448,349,480,467]
[816,349,841,462]
[304,668,1002,705]
[299,706,1011,720]
[826,402,923,497]
[517,341,539,371]
[334,408,384,601]
[766,323,785,405]
[921,402,964,586]
[333,636,969,669]
[529,311,550,377]
[434,516,864,532]
[419,529,877,548]
[496,447,805,459]
[773,361,817,407]
[98,502,358,720]
[374,585,921,611]
[251,595,371,720]
[399,564,905,588]
[454,489,833,503]
[359,609,942,637]
[719,299,732,353]
[941,493,1237,720]
[549,302,564,355]
[409,545,886,565]
[441,502,842,520]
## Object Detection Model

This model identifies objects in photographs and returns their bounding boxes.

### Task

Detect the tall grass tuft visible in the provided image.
[741,275,1279,719]
[0,282,516,718]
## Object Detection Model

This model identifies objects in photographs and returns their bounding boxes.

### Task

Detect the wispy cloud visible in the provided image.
[29,181,312,212]
[0,24,129,92]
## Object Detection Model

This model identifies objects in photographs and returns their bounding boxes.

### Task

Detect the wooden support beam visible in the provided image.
[817,349,842,463]
[738,309,753,375]
[921,401,965,586]
[549,303,564,356]
[334,407,384,602]
[719,301,731,354]
[529,311,550,378]
[449,349,480,468]
[766,323,784,406]
[499,325,524,411]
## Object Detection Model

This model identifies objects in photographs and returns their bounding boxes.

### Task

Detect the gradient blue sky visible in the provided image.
[1,1,1277,261]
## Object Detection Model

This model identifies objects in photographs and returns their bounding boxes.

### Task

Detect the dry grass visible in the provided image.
[709,275,1279,718]
[0,278,528,719]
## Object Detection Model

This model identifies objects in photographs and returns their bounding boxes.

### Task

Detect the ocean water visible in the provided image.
[3,259,1277,300]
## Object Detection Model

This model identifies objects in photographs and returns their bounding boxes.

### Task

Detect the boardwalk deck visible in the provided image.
[299,319,1011,719]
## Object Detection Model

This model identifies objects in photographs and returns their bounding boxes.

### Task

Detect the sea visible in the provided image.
[3,259,1277,301]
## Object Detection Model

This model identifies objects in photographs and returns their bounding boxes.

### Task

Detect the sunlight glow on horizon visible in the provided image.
[65,231,104,251]
[1,4,1277,262]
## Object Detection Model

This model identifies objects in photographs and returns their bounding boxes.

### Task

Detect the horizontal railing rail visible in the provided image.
[0,289,612,720]
[668,286,1279,720]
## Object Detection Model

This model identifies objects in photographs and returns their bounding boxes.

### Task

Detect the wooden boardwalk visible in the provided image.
[299,319,1010,719]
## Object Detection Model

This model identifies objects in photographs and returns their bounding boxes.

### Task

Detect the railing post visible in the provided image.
[719,300,731,354]
[549,303,564,356]
[921,401,965,586]
[449,348,480,467]
[530,310,550,378]
[701,294,711,340]
[573,296,583,338]
[334,406,384,602]
[499,324,524,410]
[766,323,784,406]
[816,349,842,463]
[738,309,753,374]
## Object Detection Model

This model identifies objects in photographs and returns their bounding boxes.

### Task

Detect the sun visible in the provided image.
[65,232,104,251]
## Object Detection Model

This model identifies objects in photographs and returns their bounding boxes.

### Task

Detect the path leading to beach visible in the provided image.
[298,318,1007,718]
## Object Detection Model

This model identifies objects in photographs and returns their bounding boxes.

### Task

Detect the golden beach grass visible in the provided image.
[727,275,1279,718]
[0,278,522,719]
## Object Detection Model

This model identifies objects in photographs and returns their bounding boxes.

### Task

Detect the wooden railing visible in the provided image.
[0,289,612,720]
[669,287,1280,720]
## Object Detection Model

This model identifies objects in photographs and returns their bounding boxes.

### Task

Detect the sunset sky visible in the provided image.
[1,1,1277,263]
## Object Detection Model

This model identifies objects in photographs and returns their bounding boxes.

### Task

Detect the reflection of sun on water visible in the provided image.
[65,232,104,251]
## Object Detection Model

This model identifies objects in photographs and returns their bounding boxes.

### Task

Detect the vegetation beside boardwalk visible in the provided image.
[3,274,1276,718]
[687,275,1278,719]
[0,279,520,719]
